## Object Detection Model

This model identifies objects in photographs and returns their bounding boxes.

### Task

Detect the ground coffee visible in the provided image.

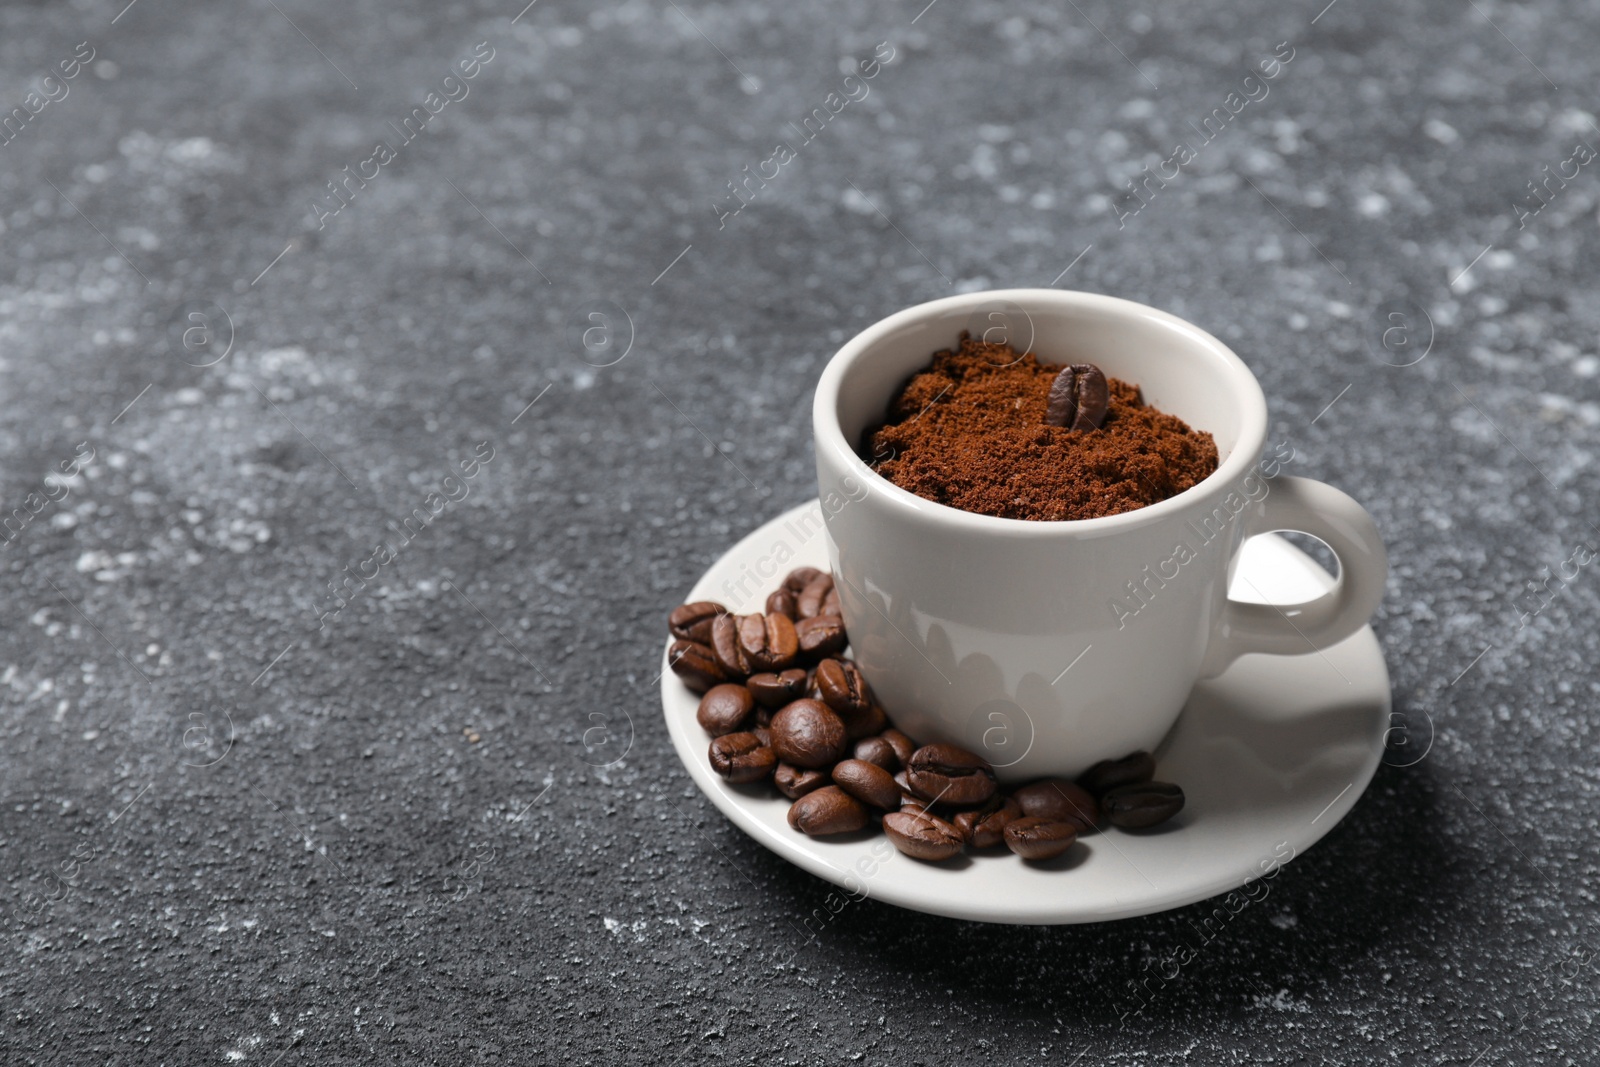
[863,334,1219,521]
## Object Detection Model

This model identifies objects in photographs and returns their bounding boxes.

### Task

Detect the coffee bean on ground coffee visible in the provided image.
[1044,363,1109,431]
[670,566,1186,865]
[863,334,1218,521]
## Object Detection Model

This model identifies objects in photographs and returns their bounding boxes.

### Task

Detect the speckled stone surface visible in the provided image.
[1,0,1597,1063]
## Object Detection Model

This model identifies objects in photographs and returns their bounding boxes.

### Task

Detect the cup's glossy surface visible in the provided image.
[813,289,1387,781]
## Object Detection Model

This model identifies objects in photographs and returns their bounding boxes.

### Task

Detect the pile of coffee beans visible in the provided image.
[668,568,1186,863]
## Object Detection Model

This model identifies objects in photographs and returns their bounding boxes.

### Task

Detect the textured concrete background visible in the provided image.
[1,0,1597,1063]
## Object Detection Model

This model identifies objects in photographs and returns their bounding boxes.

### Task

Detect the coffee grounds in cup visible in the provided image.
[862,334,1218,521]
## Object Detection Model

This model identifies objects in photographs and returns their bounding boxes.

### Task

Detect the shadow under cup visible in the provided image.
[812,289,1272,782]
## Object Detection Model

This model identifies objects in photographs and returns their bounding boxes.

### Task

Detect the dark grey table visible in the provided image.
[2,1,1595,1063]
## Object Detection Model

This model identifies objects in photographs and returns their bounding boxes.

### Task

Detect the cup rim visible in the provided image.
[813,288,1270,537]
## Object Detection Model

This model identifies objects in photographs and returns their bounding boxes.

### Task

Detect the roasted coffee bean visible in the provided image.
[844,703,888,742]
[754,706,774,728]
[882,810,966,861]
[821,588,842,617]
[709,614,751,679]
[753,726,772,747]
[696,684,755,736]
[747,668,809,709]
[893,768,913,794]
[973,804,1024,849]
[852,736,899,772]
[954,797,1022,848]
[708,732,776,784]
[1004,816,1078,860]
[797,574,836,619]
[667,640,724,693]
[831,759,902,810]
[738,612,800,672]
[669,601,728,644]
[1102,781,1185,829]
[782,566,825,595]
[765,587,798,620]
[906,744,998,807]
[768,699,849,769]
[788,786,869,836]
[775,762,830,800]
[815,658,872,717]
[795,614,848,657]
[881,729,916,767]
[1012,779,1101,833]
[1077,751,1156,798]
[1043,362,1110,431]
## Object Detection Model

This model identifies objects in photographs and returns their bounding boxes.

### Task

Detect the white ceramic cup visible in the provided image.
[813,289,1388,782]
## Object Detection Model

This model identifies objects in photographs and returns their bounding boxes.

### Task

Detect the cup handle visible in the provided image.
[1199,475,1388,677]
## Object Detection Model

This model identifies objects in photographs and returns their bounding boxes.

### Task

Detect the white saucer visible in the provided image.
[659,501,1391,925]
